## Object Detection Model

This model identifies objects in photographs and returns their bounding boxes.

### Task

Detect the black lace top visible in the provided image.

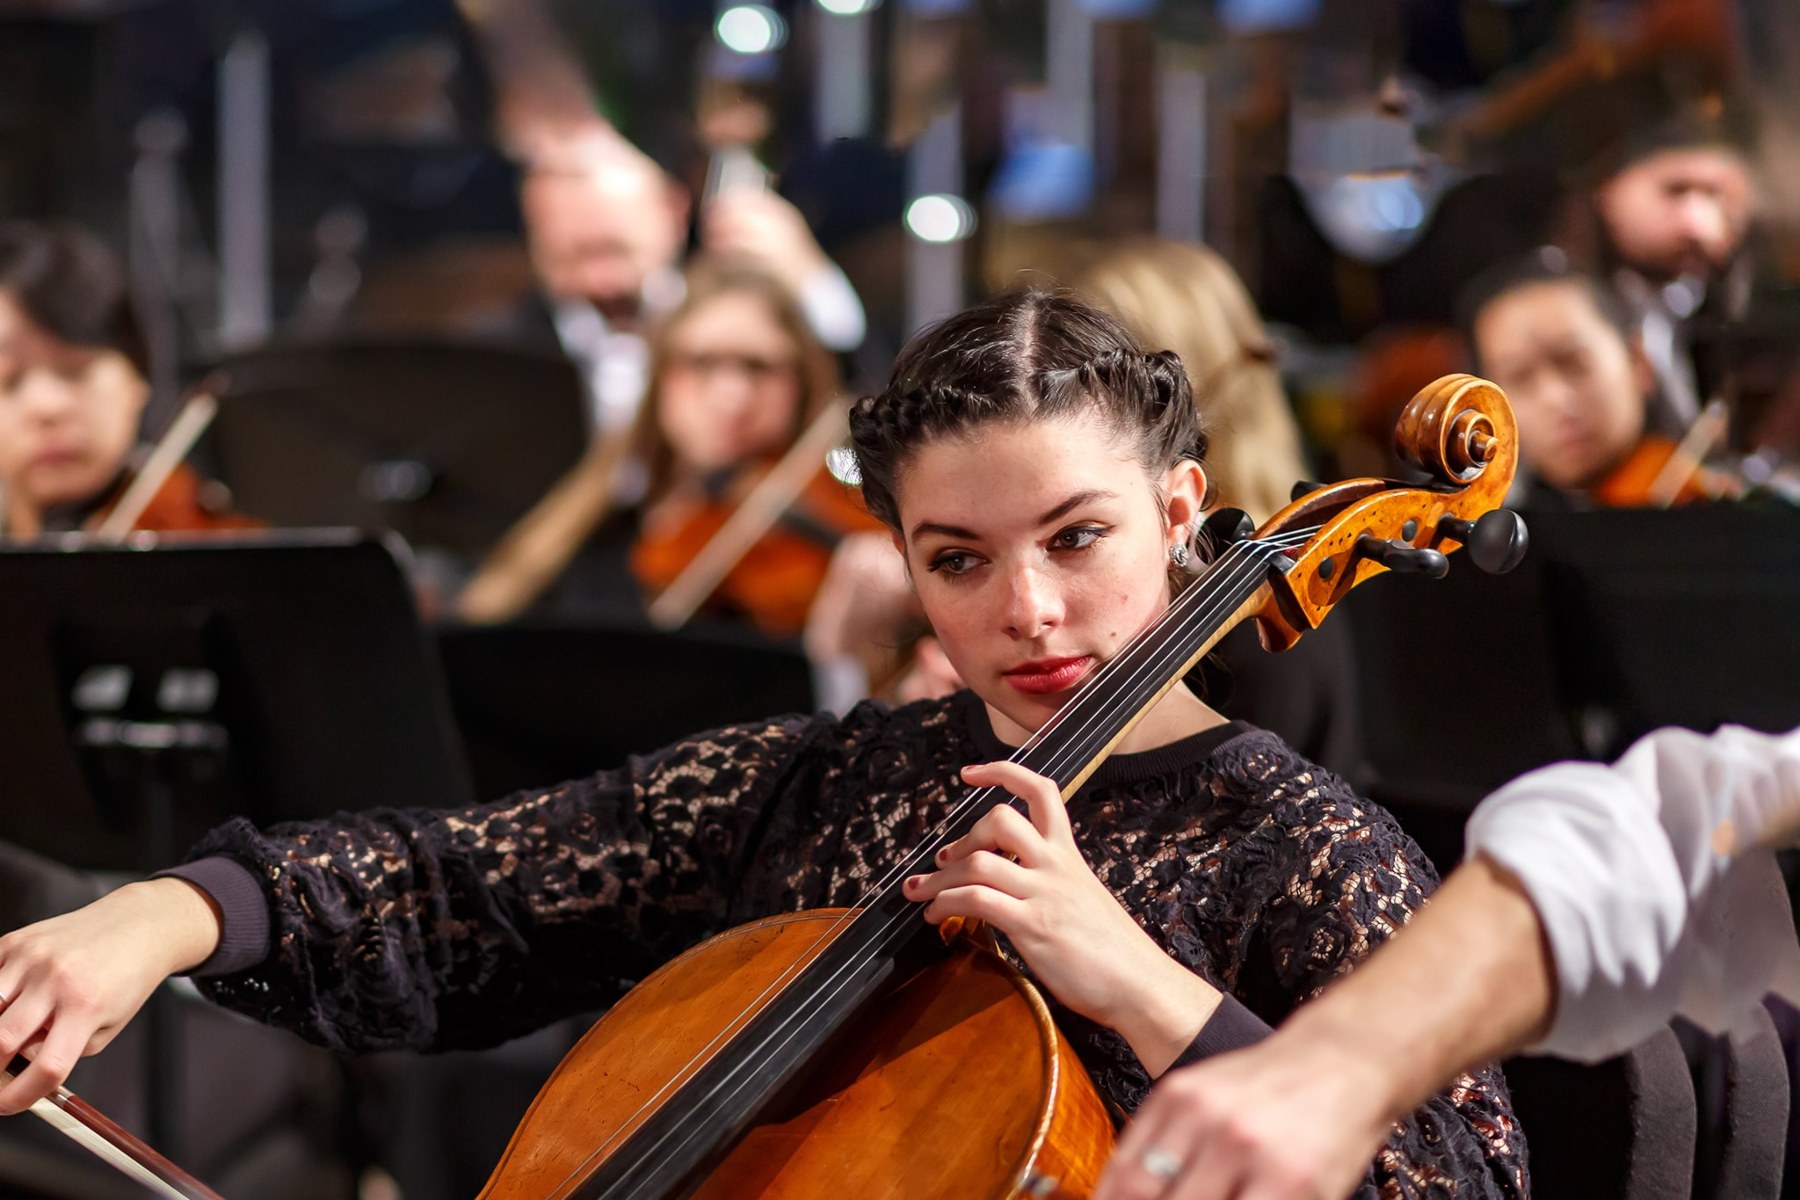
[184,690,1528,1198]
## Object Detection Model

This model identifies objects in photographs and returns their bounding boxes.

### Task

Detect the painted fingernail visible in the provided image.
[935,846,949,863]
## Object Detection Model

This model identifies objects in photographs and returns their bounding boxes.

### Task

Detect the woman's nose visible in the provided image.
[1003,563,1063,639]
[702,367,758,414]
[1675,193,1731,260]
[14,370,77,419]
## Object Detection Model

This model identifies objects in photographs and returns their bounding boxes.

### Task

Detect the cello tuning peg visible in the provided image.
[1435,509,1528,575]
[1200,507,1254,547]
[1289,479,1326,502]
[1355,535,1449,579]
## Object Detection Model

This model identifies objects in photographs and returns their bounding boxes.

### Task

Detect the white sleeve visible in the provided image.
[797,262,867,353]
[1465,724,1800,1063]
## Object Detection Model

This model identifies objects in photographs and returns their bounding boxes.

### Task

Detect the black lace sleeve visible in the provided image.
[1263,766,1530,1199]
[188,712,839,1055]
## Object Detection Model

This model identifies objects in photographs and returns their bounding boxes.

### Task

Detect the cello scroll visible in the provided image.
[1251,373,1528,650]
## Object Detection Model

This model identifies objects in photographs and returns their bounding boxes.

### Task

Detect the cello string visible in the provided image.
[547,534,1290,1191]
[574,529,1318,1198]
[562,527,1319,1194]
[809,525,1314,914]
[557,525,1321,1194]
[832,526,1316,913]
[581,527,1318,1195]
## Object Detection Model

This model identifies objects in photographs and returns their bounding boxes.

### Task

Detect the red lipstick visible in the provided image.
[1002,655,1093,695]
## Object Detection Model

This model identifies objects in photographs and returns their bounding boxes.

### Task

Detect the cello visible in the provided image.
[474,374,1530,1199]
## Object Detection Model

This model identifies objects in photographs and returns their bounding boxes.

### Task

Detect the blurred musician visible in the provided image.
[518,138,865,433]
[459,261,879,634]
[1463,249,1740,508]
[1574,120,1758,438]
[0,221,257,540]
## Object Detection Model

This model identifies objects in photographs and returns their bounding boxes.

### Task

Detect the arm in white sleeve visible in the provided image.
[1465,724,1800,1063]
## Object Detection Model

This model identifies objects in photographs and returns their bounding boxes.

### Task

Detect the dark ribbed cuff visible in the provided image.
[152,857,271,977]
[1170,994,1274,1070]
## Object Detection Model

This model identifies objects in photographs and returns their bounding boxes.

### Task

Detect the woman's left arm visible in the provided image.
[904,760,1223,1076]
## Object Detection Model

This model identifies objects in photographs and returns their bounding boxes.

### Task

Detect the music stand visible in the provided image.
[0,531,475,873]
[202,338,589,558]
[1531,504,1800,757]
[0,531,476,1160]
[436,619,816,800]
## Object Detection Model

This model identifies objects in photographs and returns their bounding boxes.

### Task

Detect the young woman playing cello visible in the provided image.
[0,290,1527,1196]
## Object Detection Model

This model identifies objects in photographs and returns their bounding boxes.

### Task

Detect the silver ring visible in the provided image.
[1140,1146,1183,1181]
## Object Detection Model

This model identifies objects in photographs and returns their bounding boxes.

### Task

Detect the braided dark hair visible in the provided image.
[849,289,1208,533]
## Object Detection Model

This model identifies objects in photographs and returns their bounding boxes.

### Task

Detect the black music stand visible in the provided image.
[203,339,590,558]
[437,619,816,800]
[0,531,475,1161]
[0,531,474,873]
[1531,504,1800,757]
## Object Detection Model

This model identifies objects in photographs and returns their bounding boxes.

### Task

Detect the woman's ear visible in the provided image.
[1162,459,1208,534]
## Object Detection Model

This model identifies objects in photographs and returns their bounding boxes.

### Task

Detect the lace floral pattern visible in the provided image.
[192,691,1527,1198]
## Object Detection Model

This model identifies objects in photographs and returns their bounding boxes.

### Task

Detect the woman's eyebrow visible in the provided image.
[1036,489,1116,526]
[909,518,978,541]
[908,489,1118,543]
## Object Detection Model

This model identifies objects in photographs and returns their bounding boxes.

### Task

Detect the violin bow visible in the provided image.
[457,426,637,625]
[1648,397,1730,507]
[1,1062,226,1200]
[646,397,852,630]
[89,380,223,543]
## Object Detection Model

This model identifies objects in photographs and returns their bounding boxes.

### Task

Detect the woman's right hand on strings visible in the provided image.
[0,878,222,1113]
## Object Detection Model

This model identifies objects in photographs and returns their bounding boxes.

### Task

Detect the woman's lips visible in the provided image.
[1002,655,1094,695]
[31,447,84,469]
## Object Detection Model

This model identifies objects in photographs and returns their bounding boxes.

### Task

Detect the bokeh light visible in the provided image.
[715,5,786,55]
[904,194,976,243]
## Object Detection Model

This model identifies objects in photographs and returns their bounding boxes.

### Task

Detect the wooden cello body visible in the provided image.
[479,911,1111,1200]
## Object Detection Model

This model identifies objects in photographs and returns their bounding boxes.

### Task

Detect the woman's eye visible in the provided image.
[1052,525,1107,552]
[927,551,980,576]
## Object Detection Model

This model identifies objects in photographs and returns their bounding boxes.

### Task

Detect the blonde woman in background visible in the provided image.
[1074,238,1360,775]
[1073,238,1308,526]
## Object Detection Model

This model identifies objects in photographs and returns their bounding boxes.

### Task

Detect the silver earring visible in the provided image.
[1170,529,1191,569]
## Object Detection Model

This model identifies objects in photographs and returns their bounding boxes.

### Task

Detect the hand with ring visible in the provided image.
[1139,1146,1184,1181]
[1092,1024,1400,1200]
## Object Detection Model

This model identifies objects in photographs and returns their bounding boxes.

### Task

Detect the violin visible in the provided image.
[1588,435,1742,507]
[636,397,883,635]
[1588,401,1743,508]
[634,456,884,636]
[472,374,1530,1199]
[459,399,878,631]
[88,386,260,540]
[89,462,264,537]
